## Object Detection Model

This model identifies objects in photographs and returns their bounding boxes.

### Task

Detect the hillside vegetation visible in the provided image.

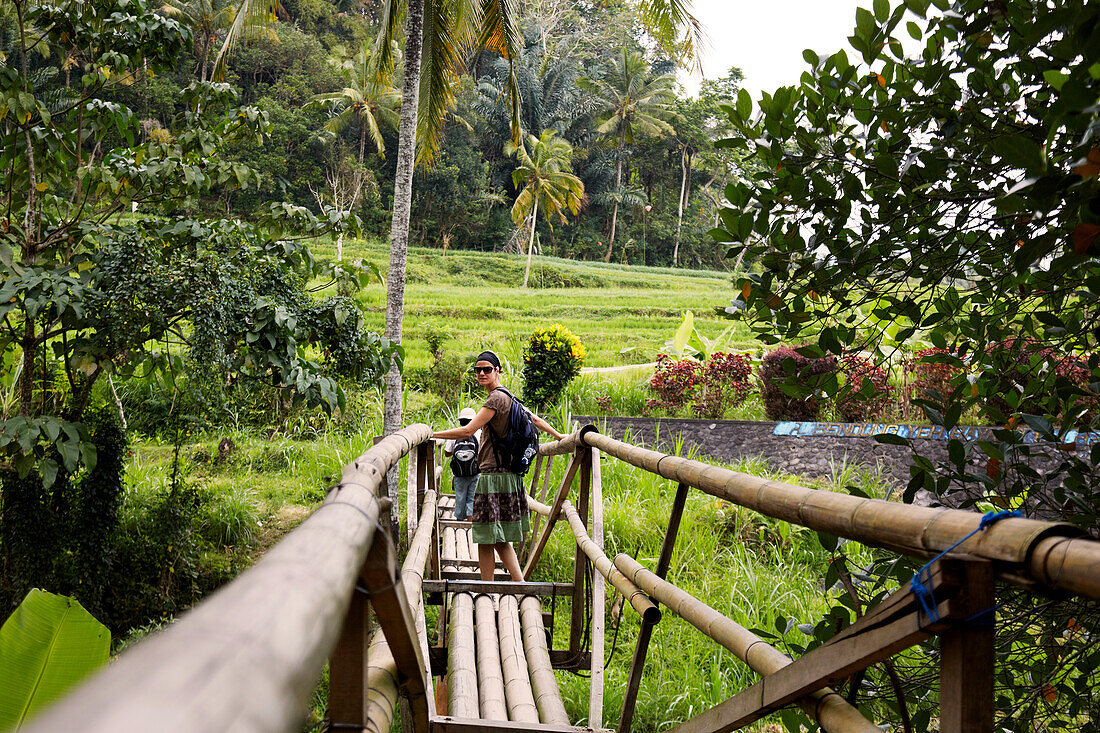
[325,238,752,371]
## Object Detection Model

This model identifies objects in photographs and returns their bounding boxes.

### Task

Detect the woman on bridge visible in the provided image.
[432,350,565,581]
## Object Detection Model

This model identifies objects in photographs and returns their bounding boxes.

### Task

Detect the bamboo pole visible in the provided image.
[560,500,660,624]
[589,447,605,730]
[537,426,597,457]
[568,451,591,655]
[363,489,439,733]
[523,451,583,578]
[497,594,540,723]
[448,593,480,719]
[614,555,879,733]
[520,596,571,726]
[22,425,432,733]
[525,455,556,561]
[456,526,472,561]
[407,445,419,545]
[475,594,509,721]
[444,526,458,571]
[579,430,1099,599]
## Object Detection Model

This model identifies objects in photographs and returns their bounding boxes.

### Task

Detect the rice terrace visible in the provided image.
[0,0,1098,732]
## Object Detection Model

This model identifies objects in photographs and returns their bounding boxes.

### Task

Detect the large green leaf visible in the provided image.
[672,310,694,357]
[0,590,109,730]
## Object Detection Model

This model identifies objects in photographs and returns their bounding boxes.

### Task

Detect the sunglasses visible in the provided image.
[473,366,496,374]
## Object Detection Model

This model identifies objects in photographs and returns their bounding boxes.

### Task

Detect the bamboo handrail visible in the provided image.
[362,489,440,733]
[614,555,879,733]
[22,424,433,733]
[559,499,661,625]
[575,429,1100,600]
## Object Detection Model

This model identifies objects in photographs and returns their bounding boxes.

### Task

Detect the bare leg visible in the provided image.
[495,542,523,582]
[478,543,496,581]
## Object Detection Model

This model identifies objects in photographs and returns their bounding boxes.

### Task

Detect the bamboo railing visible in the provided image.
[21,420,1097,733]
[520,425,1100,733]
[575,430,1098,599]
[22,424,434,733]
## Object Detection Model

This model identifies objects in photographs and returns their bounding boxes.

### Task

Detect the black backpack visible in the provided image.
[486,388,540,476]
[450,435,480,477]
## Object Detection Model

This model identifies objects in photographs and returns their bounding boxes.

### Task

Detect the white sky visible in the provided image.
[681,0,909,99]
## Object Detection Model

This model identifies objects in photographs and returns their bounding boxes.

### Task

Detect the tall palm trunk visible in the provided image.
[522,191,540,288]
[604,128,625,262]
[358,122,367,165]
[673,145,690,267]
[382,0,425,528]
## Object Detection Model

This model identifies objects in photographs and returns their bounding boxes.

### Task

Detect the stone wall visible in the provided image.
[575,416,916,493]
[573,416,1080,503]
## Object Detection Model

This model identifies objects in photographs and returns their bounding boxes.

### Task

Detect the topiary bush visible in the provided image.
[836,354,893,422]
[760,346,838,421]
[521,325,586,409]
[693,352,754,419]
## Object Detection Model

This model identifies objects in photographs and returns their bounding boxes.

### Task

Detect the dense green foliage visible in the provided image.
[715,0,1100,727]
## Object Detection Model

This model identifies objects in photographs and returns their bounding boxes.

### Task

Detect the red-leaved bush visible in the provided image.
[693,351,754,419]
[760,346,838,420]
[837,354,893,422]
[648,354,699,413]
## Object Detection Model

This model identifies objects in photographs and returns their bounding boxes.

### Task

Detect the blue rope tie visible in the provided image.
[909,510,1021,625]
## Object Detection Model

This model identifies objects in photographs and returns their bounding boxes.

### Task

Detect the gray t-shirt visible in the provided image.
[479,388,516,473]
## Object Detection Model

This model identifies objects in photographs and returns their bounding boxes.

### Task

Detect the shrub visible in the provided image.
[760,346,838,421]
[405,322,474,401]
[837,354,893,422]
[521,325,586,409]
[648,353,699,413]
[693,352,753,419]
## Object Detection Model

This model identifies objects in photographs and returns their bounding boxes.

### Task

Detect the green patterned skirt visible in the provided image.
[471,472,530,544]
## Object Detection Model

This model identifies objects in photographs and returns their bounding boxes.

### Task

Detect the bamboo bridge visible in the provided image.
[22,425,1100,733]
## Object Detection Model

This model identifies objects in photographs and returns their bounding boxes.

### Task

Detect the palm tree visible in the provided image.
[508,129,584,288]
[370,0,525,484]
[310,47,401,164]
[161,0,281,82]
[579,49,677,261]
[372,0,703,467]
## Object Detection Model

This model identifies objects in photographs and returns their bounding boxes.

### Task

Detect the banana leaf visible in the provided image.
[0,589,110,730]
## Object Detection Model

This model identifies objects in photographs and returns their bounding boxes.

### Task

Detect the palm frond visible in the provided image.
[636,0,707,73]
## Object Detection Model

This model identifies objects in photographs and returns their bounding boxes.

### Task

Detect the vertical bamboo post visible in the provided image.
[569,448,592,656]
[406,444,419,546]
[589,447,605,729]
[940,560,995,733]
[329,588,370,726]
[525,454,555,561]
[374,435,399,540]
[416,442,430,517]
[619,482,689,733]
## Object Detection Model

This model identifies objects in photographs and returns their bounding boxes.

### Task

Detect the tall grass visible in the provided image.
[521,432,880,731]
